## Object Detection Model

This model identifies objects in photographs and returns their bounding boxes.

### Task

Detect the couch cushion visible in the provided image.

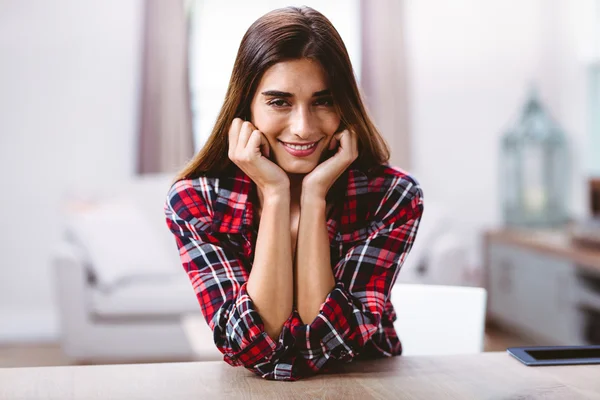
[65,198,178,289]
[62,173,183,280]
[91,274,200,318]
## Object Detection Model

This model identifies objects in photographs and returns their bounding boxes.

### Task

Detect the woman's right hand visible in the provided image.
[228,118,290,195]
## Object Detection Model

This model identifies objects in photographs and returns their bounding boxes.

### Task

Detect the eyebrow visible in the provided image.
[260,89,331,98]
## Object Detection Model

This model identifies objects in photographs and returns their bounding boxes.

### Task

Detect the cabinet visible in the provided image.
[485,230,600,345]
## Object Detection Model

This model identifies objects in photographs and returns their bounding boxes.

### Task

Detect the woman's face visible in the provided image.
[250,58,341,174]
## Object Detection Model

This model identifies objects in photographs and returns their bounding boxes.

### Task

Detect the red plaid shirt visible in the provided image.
[164,162,423,381]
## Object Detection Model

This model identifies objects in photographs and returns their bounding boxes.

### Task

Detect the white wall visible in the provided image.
[404,0,592,268]
[0,0,142,341]
[536,0,597,214]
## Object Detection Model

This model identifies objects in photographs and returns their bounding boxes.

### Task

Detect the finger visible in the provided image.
[237,121,255,152]
[329,130,345,151]
[339,129,357,160]
[247,130,269,158]
[260,132,270,158]
[228,118,243,152]
[337,130,350,148]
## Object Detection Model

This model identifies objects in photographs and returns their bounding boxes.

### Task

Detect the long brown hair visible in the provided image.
[175,6,390,182]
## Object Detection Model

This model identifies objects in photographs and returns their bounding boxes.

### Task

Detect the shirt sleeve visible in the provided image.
[290,177,424,371]
[164,180,295,377]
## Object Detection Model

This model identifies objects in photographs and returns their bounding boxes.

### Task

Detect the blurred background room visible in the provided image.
[1,0,600,367]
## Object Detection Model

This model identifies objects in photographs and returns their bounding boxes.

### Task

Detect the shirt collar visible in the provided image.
[211,162,370,239]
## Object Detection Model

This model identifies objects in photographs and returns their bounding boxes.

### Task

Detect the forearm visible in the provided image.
[247,191,294,341]
[295,193,335,324]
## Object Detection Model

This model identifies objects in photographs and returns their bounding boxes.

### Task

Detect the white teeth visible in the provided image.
[284,142,317,151]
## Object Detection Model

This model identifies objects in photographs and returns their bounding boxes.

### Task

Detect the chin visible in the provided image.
[280,161,318,175]
[274,149,325,174]
[274,155,319,174]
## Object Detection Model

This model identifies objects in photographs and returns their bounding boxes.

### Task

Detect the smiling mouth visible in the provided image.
[278,139,322,158]
[278,139,321,150]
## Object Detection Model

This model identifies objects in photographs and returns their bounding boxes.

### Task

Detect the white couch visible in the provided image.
[53,173,219,363]
[397,201,473,287]
[53,173,469,363]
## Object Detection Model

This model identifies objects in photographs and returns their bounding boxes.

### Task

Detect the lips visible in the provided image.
[279,139,320,157]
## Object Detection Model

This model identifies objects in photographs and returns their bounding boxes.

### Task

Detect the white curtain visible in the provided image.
[360,0,412,170]
[137,0,194,174]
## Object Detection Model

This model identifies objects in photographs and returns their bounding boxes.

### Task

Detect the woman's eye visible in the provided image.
[267,99,289,107]
[315,98,334,106]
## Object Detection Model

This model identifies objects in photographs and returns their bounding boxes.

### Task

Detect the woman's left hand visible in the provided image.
[302,129,359,200]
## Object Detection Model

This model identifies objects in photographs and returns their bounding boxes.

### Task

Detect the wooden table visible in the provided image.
[1,352,599,399]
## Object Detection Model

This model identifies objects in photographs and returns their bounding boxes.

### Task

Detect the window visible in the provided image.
[187,0,360,151]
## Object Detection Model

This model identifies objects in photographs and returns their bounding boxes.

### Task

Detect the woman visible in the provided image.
[164,6,424,381]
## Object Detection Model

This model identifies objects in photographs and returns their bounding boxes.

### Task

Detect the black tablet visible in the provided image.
[507,345,600,366]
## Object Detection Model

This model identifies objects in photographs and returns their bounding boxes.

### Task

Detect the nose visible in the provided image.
[289,106,319,140]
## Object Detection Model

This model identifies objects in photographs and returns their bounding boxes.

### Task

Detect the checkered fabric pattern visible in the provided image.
[164,162,423,381]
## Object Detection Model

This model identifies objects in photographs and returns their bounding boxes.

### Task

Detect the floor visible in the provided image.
[0,323,538,368]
